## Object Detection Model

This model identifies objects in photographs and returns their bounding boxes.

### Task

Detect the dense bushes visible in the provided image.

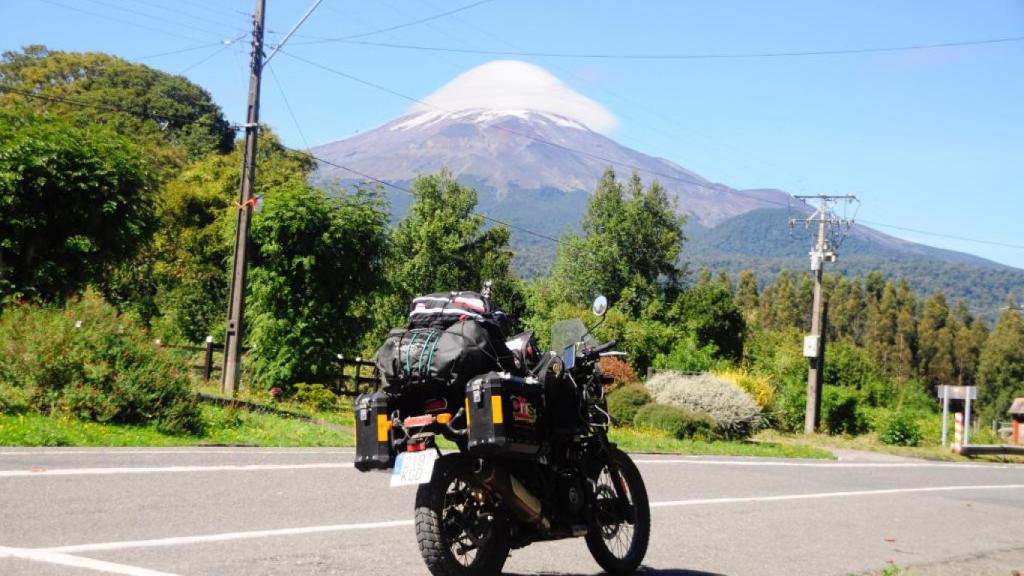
[645,371,762,439]
[292,383,339,412]
[0,296,202,434]
[599,356,638,390]
[878,411,923,446]
[634,403,715,440]
[606,384,652,425]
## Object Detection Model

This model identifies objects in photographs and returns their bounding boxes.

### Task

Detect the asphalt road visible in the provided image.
[1,448,1023,576]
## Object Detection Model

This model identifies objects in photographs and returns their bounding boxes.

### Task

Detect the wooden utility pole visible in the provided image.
[221,0,266,395]
[791,194,857,433]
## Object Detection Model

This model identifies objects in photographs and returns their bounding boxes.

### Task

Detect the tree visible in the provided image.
[977,306,1024,423]
[917,292,956,390]
[0,111,156,304]
[246,182,389,389]
[0,46,233,164]
[380,170,524,340]
[670,282,745,360]
[551,169,685,311]
[146,132,314,343]
[951,301,987,387]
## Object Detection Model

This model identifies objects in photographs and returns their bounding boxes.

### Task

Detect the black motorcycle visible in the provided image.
[355,293,650,576]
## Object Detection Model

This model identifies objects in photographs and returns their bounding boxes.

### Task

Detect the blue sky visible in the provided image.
[3,0,1023,268]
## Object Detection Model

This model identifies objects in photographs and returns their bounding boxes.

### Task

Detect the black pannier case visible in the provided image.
[465,372,544,458]
[354,391,394,471]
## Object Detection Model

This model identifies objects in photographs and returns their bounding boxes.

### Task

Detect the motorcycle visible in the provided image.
[355,294,650,576]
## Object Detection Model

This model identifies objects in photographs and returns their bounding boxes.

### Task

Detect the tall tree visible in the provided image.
[246,181,389,389]
[977,306,1024,423]
[146,132,313,342]
[381,170,524,336]
[0,111,156,304]
[551,169,685,311]
[0,46,233,164]
[917,292,956,389]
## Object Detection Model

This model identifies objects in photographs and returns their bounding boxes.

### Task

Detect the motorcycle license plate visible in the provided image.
[390,450,437,487]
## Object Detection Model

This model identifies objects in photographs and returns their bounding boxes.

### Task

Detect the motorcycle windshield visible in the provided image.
[550,319,597,354]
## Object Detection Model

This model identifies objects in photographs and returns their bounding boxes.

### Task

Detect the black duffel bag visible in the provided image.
[374,319,514,393]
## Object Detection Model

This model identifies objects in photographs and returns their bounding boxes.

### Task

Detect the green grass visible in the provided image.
[756,430,1024,463]
[0,405,354,447]
[609,426,834,459]
[194,381,356,428]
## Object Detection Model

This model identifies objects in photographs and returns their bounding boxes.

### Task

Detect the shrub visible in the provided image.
[879,411,922,447]
[599,356,638,391]
[606,384,653,426]
[292,383,339,412]
[822,386,869,436]
[652,333,720,373]
[634,403,715,441]
[769,373,808,432]
[0,295,203,435]
[645,371,762,439]
[715,369,774,409]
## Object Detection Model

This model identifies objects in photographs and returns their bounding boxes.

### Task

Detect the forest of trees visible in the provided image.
[2,46,1023,437]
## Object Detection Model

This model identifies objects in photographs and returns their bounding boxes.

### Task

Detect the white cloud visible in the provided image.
[411,60,617,133]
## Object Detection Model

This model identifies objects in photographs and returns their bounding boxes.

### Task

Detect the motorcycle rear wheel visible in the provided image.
[415,454,510,576]
[585,448,651,575]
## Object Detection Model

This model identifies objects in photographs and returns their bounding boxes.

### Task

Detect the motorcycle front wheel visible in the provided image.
[585,448,651,575]
[415,454,510,576]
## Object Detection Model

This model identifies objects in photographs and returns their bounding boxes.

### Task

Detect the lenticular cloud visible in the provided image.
[410,60,617,133]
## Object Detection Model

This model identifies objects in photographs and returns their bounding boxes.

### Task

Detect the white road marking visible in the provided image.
[650,483,1024,508]
[0,449,353,456]
[633,458,1018,469]
[37,484,1024,555]
[47,520,415,554]
[0,545,179,576]
[0,462,353,478]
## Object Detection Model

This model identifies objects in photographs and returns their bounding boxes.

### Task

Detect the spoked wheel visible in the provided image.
[415,454,510,576]
[585,448,650,575]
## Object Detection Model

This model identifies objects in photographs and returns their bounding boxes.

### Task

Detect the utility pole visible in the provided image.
[221,0,266,395]
[791,194,857,433]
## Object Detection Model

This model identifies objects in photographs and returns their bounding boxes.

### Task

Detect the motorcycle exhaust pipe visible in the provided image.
[476,461,550,531]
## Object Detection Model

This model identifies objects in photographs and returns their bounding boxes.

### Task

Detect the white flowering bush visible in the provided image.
[645,371,763,439]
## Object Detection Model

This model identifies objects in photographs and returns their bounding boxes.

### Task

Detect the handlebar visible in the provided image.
[587,339,617,358]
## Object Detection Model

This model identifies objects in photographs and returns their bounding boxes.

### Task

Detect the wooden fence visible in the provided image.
[156,338,378,396]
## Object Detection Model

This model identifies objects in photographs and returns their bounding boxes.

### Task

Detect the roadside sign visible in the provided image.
[935,385,977,400]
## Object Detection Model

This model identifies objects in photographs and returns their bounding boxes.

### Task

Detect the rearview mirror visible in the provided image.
[592,295,608,317]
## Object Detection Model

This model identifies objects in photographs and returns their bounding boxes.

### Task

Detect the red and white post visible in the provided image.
[952,412,964,453]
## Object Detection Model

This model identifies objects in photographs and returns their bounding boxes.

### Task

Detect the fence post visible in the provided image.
[203,336,214,381]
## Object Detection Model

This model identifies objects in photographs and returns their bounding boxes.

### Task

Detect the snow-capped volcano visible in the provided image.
[405,60,617,133]
[312,60,791,225]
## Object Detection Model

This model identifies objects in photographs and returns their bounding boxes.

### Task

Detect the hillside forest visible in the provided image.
[2,47,1023,444]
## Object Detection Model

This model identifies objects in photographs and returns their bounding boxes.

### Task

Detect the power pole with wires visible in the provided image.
[221,0,266,395]
[791,194,858,433]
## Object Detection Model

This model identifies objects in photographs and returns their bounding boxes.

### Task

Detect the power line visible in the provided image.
[81,0,239,41]
[857,220,1024,250]
[175,0,251,20]
[5,77,1019,255]
[0,85,233,128]
[290,0,495,45]
[134,0,248,31]
[267,65,310,150]
[133,42,229,61]
[403,0,818,197]
[179,34,248,75]
[264,0,324,65]
[36,0,208,43]
[331,35,1024,60]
